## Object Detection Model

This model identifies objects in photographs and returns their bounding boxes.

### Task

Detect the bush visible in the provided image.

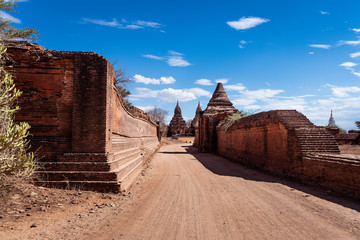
[0,44,35,177]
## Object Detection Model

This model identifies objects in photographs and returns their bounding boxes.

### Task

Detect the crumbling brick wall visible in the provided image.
[216,110,360,199]
[5,41,159,192]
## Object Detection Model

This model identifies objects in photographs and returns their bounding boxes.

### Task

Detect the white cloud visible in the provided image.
[4,0,28,2]
[241,89,284,100]
[186,88,212,98]
[232,98,257,106]
[309,44,331,49]
[309,52,315,55]
[133,74,176,85]
[167,56,191,67]
[326,84,360,97]
[142,54,164,60]
[134,20,162,28]
[132,87,212,102]
[239,40,248,48]
[168,50,183,56]
[215,78,229,84]
[351,70,360,78]
[339,62,357,68]
[143,51,191,67]
[338,40,360,46]
[227,17,269,30]
[224,83,246,91]
[82,18,163,30]
[136,106,155,112]
[195,79,213,86]
[0,11,21,24]
[352,28,360,33]
[320,11,329,15]
[350,52,360,58]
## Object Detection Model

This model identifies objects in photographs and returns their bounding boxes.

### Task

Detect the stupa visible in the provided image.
[167,101,186,136]
[198,82,237,152]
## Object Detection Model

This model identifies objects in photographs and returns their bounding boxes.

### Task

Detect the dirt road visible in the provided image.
[89,143,360,240]
[2,143,360,239]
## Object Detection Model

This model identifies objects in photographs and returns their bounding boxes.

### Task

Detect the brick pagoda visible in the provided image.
[167,101,186,136]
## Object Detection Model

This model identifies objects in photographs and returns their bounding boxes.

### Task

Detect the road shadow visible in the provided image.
[183,145,360,213]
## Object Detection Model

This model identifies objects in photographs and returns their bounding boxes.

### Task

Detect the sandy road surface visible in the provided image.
[88,143,360,240]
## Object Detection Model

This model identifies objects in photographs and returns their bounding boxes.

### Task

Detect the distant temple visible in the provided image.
[328,110,337,127]
[167,101,186,137]
[191,102,202,145]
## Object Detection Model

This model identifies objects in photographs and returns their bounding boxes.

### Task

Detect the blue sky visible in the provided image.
[2,0,360,130]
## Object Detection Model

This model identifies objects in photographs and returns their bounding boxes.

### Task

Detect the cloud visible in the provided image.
[195,79,214,86]
[215,78,229,84]
[134,20,162,28]
[350,52,360,58]
[0,11,21,24]
[224,83,246,91]
[168,50,183,56]
[238,40,248,48]
[186,88,212,98]
[338,40,360,46]
[143,51,191,67]
[82,17,163,30]
[241,89,284,100]
[320,11,329,15]
[167,56,191,67]
[309,52,315,55]
[132,88,196,102]
[339,62,357,68]
[133,74,176,85]
[136,106,155,112]
[309,44,331,49]
[227,17,269,30]
[326,84,360,97]
[142,54,165,60]
[352,28,360,33]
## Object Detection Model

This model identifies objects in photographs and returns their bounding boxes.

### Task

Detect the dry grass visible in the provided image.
[339,145,360,155]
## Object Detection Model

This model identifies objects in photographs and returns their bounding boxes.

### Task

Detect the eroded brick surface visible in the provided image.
[5,41,159,192]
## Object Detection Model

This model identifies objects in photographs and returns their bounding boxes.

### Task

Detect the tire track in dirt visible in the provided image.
[89,143,360,240]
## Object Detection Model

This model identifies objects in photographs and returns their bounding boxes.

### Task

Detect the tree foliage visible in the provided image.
[113,64,133,107]
[356,121,360,129]
[0,0,37,177]
[0,0,38,41]
[145,107,169,136]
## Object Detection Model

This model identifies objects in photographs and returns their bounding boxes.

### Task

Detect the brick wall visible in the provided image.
[216,110,360,199]
[5,41,159,192]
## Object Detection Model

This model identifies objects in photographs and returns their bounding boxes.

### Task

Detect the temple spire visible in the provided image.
[328,110,336,127]
[204,82,236,114]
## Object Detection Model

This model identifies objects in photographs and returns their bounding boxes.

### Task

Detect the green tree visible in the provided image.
[356,121,360,129]
[0,0,37,177]
[0,0,38,41]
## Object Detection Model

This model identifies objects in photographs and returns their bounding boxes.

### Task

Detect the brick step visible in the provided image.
[36,155,143,182]
[34,180,121,192]
[112,138,141,152]
[299,142,338,145]
[58,153,109,163]
[112,147,141,160]
[302,149,340,153]
[306,153,360,162]
[39,162,110,172]
[304,154,360,166]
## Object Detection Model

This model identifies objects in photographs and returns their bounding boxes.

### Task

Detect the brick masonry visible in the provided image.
[5,41,159,192]
[216,110,360,199]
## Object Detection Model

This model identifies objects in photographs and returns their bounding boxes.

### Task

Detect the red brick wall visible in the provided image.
[216,110,359,199]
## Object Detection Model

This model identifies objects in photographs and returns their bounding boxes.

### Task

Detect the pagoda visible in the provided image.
[198,82,237,152]
[167,101,186,136]
[328,110,337,127]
